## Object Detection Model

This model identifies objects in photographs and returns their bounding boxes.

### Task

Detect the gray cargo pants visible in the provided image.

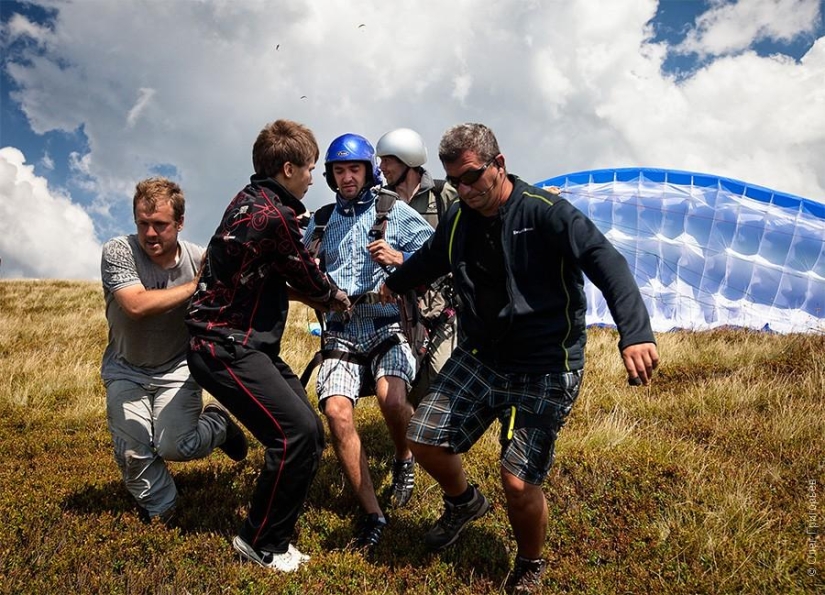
[105,371,228,518]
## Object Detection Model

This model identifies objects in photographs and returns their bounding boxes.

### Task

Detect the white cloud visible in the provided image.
[126,87,156,129]
[0,0,823,282]
[451,73,473,104]
[0,147,101,279]
[2,13,51,45]
[40,152,54,170]
[676,0,822,58]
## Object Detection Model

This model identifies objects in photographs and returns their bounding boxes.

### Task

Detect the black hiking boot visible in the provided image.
[505,556,547,594]
[424,485,490,550]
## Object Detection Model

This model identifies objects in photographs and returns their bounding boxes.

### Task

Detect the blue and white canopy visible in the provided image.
[536,168,825,333]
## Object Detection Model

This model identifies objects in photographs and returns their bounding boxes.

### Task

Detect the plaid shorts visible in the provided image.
[407,345,582,485]
[316,318,416,405]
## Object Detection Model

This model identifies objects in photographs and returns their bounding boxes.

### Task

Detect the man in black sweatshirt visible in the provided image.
[379,123,659,594]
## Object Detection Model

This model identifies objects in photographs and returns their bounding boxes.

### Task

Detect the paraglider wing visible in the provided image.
[535,168,825,333]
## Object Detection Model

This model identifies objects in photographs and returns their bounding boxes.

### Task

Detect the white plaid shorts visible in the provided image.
[316,318,416,405]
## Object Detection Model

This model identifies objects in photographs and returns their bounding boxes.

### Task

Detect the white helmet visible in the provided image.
[375,128,427,168]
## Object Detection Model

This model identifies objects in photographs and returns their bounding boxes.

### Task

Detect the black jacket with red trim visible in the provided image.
[385,175,655,373]
[186,175,335,354]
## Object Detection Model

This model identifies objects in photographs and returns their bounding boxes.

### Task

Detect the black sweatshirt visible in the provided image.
[386,175,655,373]
[186,176,335,355]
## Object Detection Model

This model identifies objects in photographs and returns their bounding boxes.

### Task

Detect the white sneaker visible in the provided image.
[232,536,309,572]
[288,543,310,563]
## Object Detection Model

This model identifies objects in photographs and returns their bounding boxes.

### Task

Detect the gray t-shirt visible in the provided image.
[100,235,203,382]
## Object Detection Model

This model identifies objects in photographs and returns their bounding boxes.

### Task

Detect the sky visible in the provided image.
[1,0,823,280]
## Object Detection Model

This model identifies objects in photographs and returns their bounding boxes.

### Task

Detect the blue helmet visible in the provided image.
[324,133,383,192]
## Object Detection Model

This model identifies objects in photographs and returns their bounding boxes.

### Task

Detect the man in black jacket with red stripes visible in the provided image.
[380,123,659,594]
[186,119,349,573]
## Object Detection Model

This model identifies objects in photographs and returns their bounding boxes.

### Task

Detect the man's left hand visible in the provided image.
[368,240,404,267]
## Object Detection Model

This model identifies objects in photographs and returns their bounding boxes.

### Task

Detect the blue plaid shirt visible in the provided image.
[303,188,433,324]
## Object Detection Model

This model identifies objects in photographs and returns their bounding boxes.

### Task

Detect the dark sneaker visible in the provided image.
[353,513,387,550]
[157,504,177,526]
[205,403,248,462]
[506,556,547,594]
[424,485,490,550]
[232,535,309,572]
[389,457,415,508]
[138,503,176,526]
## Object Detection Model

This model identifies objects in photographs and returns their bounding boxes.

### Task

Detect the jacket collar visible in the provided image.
[249,174,308,216]
[415,168,436,195]
[335,186,377,217]
[458,173,522,220]
[497,174,523,217]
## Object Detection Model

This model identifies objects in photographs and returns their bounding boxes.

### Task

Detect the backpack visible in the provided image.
[299,189,431,397]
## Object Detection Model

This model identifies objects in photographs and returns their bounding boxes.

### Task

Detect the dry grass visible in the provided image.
[0,280,106,418]
[0,279,823,594]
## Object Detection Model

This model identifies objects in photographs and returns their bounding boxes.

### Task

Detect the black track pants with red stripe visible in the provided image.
[188,341,325,553]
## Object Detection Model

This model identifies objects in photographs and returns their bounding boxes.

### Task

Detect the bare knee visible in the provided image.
[501,468,542,505]
[409,440,441,461]
[375,377,410,411]
[379,395,411,421]
[322,396,356,439]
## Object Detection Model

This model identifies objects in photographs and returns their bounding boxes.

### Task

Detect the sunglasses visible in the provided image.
[445,157,497,187]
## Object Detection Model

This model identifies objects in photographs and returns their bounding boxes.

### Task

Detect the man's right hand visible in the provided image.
[377,283,397,305]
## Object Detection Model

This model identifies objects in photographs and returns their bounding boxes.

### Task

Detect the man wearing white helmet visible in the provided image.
[376,127,456,228]
[376,128,459,409]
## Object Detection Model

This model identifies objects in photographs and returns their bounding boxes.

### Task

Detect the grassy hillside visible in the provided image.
[0,280,822,594]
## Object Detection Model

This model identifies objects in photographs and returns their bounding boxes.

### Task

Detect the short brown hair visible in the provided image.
[253,119,320,178]
[438,123,500,164]
[133,177,185,222]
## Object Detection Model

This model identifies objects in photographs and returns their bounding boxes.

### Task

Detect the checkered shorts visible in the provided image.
[407,345,582,485]
[316,318,416,405]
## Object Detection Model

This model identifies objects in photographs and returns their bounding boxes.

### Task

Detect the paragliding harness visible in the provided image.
[299,189,431,397]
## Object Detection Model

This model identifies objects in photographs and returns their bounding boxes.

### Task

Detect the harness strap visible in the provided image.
[299,348,367,389]
[348,292,382,306]
[299,334,405,396]
[368,189,398,241]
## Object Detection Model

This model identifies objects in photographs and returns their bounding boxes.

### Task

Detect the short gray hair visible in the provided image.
[438,123,500,164]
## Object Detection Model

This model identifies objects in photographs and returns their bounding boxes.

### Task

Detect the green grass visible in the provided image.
[0,279,823,594]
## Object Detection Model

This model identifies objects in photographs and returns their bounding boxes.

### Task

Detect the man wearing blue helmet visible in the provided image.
[303,133,433,550]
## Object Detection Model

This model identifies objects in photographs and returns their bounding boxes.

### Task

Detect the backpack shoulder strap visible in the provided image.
[306,203,335,260]
[314,203,336,225]
[368,188,398,241]
[432,179,446,222]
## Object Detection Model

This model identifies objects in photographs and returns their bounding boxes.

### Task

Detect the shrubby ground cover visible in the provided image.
[0,280,822,594]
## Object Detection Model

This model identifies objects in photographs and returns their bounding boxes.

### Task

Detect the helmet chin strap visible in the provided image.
[335,186,374,214]
[390,166,411,189]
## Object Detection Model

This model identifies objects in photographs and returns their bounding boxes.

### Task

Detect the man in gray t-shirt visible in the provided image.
[101,177,248,523]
